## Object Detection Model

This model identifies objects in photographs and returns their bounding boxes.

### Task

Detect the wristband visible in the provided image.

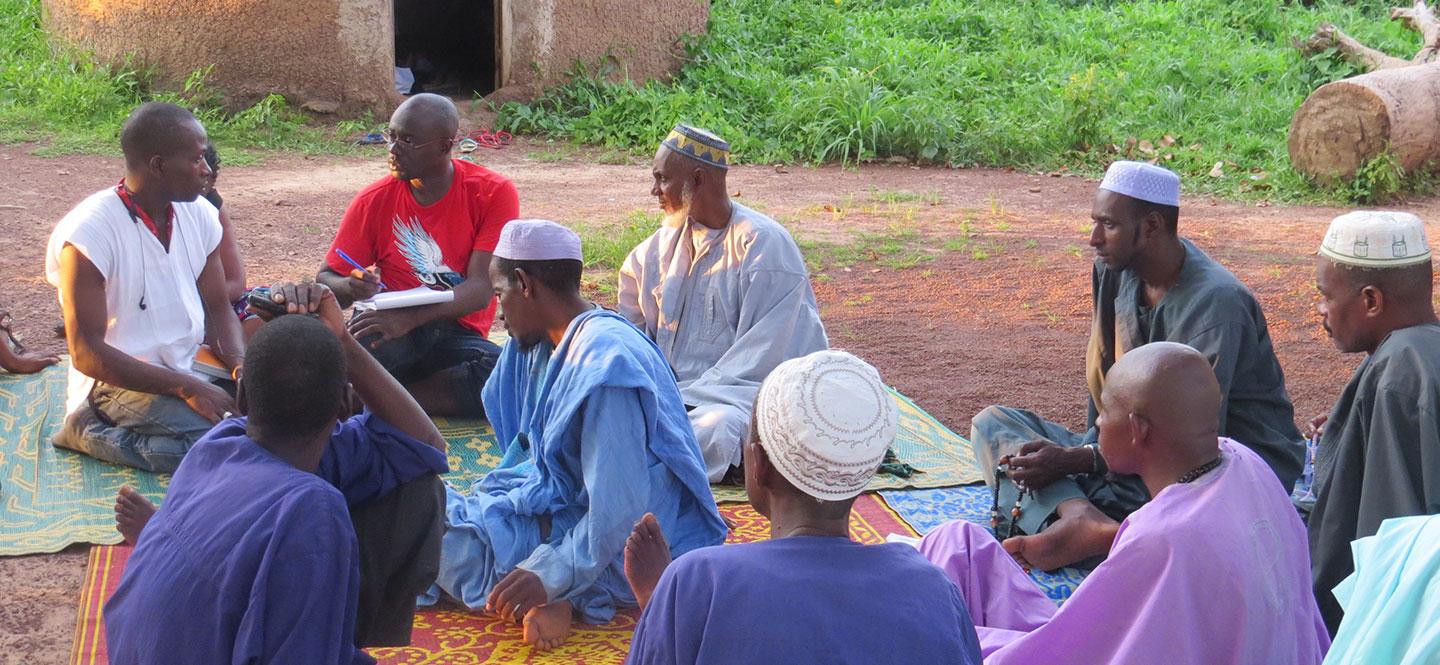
[1086,443,1107,475]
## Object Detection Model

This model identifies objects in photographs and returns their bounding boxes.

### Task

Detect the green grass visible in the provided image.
[6,0,1437,201]
[496,0,1435,202]
[0,0,375,157]
[576,211,661,272]
[572,211,665,300]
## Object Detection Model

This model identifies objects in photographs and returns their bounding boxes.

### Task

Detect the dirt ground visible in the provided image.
[2,138,1438,663]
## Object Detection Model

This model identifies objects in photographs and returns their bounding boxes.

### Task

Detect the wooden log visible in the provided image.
[1288,61,1440,182]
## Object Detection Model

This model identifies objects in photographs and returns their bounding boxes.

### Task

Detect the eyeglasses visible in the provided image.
[382,128,450,151]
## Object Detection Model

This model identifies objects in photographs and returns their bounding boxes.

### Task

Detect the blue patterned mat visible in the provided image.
[880,485,1090,604]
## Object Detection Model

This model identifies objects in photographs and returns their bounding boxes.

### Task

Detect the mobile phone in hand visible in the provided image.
[246,290,289,318]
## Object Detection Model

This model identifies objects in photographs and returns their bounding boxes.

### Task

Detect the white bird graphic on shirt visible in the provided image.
[392,216,464,288]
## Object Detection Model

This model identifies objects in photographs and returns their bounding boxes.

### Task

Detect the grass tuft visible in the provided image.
[494,0,1427,201]
[0,0,376,158]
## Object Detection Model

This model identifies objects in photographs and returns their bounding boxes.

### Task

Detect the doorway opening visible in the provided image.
[394,0,501,98]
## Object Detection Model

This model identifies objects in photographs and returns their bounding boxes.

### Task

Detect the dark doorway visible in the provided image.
[394,0,499,98]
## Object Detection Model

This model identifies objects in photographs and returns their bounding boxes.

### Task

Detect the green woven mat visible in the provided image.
[709,389,983,502]
[0,362,511,556]
[0,360,980,555]
[0,363,171,556]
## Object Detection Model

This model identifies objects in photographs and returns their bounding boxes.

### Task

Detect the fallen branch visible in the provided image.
[1297,23,1412,71]
[1391,0,1439,60]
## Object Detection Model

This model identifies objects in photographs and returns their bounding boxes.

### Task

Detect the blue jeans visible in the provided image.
[52,382,217,473]
[361,320,500,419]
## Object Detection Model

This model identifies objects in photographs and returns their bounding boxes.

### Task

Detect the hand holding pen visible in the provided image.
[334,249,386,300]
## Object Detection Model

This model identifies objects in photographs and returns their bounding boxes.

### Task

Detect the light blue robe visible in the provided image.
[428,309,726,623]
[1325,514,1440,664]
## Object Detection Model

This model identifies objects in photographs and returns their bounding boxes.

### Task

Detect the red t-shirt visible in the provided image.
[327,159,519,335]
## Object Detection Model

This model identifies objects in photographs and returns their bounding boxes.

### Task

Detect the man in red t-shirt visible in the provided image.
[317,94,518,418]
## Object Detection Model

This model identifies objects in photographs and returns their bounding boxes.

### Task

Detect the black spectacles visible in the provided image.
[382,128,449,151]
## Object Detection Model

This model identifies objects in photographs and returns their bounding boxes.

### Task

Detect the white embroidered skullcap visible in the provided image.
[493,219,583,261]
[1320,211,1431,268]
[754,350,899,502]
[1099,160,1181,207]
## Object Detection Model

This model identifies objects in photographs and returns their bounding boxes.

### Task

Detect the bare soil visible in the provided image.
[2,138,1437,663]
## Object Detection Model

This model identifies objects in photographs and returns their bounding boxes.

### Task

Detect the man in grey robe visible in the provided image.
[1307,210,1440,635]
[972,161,1305,572]
[619,124,828,482]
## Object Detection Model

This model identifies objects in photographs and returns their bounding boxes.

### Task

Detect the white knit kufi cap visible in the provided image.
[1320,210,1431,268]
[754,350,899,502]
[1099,160,1181,207]
[493,219,583,261]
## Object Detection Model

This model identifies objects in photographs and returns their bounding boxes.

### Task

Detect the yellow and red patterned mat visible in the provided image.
[72,494,919,665]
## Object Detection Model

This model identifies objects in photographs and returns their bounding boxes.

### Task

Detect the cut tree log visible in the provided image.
[1289,62,1440,181]
[1290,1,1440,182]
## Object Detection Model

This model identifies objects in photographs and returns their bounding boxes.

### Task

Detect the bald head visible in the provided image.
[1097,342,1221,475]
[392,93,460,140]
[120,102,205,169]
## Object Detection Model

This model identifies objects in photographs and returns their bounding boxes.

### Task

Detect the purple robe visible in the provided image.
[626,536,983,665]
[921,439,1329,664]
[105,415,448,665]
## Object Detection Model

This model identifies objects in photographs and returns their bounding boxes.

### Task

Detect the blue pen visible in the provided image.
[334,249,387,291]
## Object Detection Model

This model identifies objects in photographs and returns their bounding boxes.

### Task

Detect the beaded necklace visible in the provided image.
[1177,456,1223,484]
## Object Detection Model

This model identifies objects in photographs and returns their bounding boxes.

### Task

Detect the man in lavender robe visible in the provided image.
[971,161,1303,572]
[921,342,1329,664]
[622,350,983,665]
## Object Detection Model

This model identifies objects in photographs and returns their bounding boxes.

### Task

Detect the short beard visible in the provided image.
[662,183,694,229]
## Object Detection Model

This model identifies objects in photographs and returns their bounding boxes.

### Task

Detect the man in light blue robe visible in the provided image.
[1324,514,1440,663]
[427,219,727,651]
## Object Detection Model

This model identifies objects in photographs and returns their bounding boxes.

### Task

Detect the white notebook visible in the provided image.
[354,286,454,311]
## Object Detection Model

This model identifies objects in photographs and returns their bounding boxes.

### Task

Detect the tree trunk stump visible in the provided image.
[1288,62,1440,183]
[1290,1,1440,182]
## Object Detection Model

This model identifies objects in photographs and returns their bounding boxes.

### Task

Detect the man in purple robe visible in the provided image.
[921,342,1329,664]
[105,283,450,664]
[622,350,983,665]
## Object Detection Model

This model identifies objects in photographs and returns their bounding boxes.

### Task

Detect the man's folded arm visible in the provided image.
[60,243,206,398]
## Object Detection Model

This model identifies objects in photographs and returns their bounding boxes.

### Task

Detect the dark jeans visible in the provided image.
[361,320,500,419]
[52,382,217,473]
[971,405,1151,535]
[351,473,446,647]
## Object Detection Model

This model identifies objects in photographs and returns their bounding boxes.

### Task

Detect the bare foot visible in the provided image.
[522,601,572,652]
[1001,498,1118,572]
[115,486,157,545]
[0,343,59,375]
[624,513,671,610]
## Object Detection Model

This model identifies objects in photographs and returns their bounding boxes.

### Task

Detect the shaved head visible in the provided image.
[120,102,205,168]
[392,93,460,140]
[1105,342,1220,437]
[1097,342,1221,476]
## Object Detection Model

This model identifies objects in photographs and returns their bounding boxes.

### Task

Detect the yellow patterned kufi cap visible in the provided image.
[754,350,898,502]
[661,124,730,169]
